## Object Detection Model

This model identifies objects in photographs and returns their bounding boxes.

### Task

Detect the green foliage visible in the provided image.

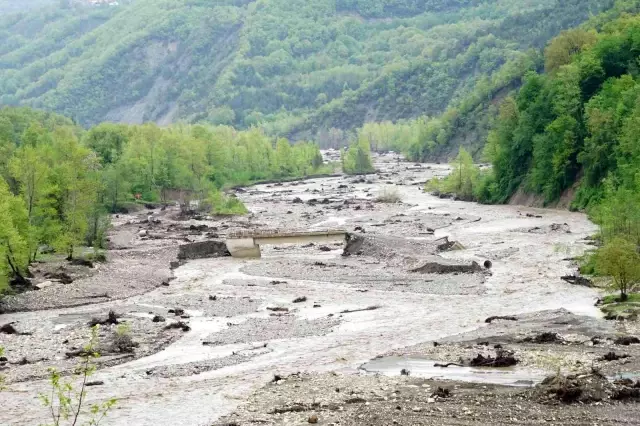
[0,0,620,144]
[208,189,248,216]
[475,11,640,207]
[0,106,325,291]
[38,326,117,426]
[342,137,374,175]
[594,238,640,299]
[426,147,482,200]
[0,179,30,292]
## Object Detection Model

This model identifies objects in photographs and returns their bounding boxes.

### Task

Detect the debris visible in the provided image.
[485,315,517,323]
[411,261,482,274]
[69,258,94,268]
[43,271,73,284]
[0,323,18,334]
[469,350,518,367]
[432,387,451,398]
[164,321,191,332]
[88,310,120,327]
[599,352,629,361]
[521,332,563,344]
[614,336,640,346]
[561,275,592,287]
[434,362,463,368]
[340,305,380,314]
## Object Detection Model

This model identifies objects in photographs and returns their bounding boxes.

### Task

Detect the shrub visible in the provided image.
[376,186,403,203]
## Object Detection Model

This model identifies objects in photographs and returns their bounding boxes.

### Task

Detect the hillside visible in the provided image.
[0,0,620,145]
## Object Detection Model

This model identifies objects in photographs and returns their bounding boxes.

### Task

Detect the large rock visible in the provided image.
[178,240,231,260]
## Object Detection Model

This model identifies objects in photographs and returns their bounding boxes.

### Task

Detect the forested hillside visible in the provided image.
[0,107,327,291]
[0,0,619,147]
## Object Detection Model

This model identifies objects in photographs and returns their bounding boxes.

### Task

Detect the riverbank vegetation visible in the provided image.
[0,107,327,293]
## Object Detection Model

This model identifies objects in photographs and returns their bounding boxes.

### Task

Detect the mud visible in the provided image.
[1,153,637,426]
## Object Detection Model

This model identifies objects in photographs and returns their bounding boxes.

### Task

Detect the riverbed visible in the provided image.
[0,154,626,426]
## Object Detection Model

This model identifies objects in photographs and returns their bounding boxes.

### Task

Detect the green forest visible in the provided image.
[0,0,621,146]
[0,107,327,292]
[422,6,640,299]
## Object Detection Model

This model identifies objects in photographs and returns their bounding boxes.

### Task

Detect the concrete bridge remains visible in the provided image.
[225,229,347,258]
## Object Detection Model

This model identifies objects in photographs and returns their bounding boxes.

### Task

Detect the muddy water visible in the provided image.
[360,356,547,387]
[0,156,600,426]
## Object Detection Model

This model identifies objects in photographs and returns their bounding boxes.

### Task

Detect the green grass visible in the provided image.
[602,293,640,305]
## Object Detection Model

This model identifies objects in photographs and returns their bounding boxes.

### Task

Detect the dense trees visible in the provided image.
[0,107,327,293]
[342,137,374,175]
[0,0,621,143]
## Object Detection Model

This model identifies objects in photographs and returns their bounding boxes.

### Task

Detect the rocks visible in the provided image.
[293,296,307,303]
[308,414,319,423]
[177,240,230,260]
[267,307,289,312]
[400,368,411,376]
[292,197,303,204]
[318,246,332,252]
[152,315,166,323]
[169,308,185,316]
[483,260,493,269]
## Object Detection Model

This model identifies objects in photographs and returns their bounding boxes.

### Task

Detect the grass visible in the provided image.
[602,293,640,305]
[600,293,640,320]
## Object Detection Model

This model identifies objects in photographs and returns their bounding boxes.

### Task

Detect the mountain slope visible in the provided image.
[0,0,620,138]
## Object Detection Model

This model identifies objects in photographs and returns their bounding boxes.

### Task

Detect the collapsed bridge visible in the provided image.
[225,229,348,258]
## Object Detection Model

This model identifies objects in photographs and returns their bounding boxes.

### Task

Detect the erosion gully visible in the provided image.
[0,154,599,425]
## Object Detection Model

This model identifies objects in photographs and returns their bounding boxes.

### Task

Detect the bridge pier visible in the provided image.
[225,238,262,258]
[225,230,347,259]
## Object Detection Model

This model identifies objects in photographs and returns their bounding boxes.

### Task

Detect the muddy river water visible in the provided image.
[0,155,601,425]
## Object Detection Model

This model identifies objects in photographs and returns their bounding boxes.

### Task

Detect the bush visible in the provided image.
[208,190,248,215]
[376,186,403,203]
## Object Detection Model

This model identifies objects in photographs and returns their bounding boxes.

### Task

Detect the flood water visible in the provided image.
[0,155,601,426]
[360,356,547,387]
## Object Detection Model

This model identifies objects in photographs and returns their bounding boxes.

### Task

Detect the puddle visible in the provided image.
[360,356,547,387]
